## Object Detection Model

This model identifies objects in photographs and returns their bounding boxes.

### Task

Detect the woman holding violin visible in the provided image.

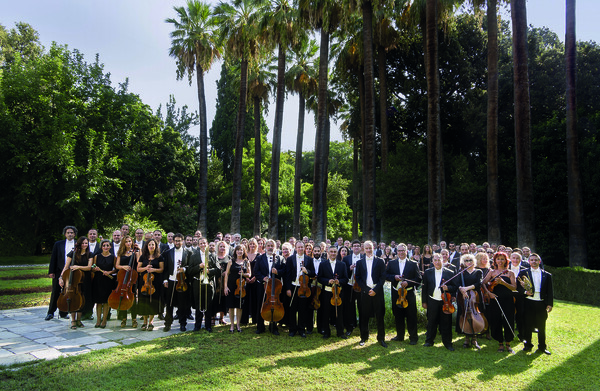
[59,236,93,330]
[482,252,517,353]
[242,238,260,325]
[224,245,251,333]
[136,239,164,331]
[91,240,116,328]
[213,241,230,326]
[456,254,485,349]
[114,235,139,328]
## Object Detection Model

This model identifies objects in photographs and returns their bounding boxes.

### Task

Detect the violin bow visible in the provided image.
[493,296,515,337]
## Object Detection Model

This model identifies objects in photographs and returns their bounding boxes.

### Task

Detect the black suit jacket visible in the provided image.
[355,257,386,295]
[254,253,286,282]
[285,254,313,291]
[449,251,461,269]
[49,239,74,276]
[317,260,349,287]
[342,253,364,281]
[421,267,457,302]
[385,258,422,290]
[162,247,192,283]
[517,268,554,307]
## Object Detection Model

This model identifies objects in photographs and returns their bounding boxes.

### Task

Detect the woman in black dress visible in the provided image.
[137,239,164,331]
[59,236,93,330]
[482,252,517,353]
[456,253,484,349]
[92,240,115,328]
[224,245,251,332]
[114,236,139,328]
[421,245,434,271]
[382,246,394,265]
[213,241,230,326]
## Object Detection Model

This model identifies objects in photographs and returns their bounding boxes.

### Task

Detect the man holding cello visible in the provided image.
[255,239,285,335]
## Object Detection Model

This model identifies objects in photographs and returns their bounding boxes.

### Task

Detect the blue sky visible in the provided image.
[2,0,597,152]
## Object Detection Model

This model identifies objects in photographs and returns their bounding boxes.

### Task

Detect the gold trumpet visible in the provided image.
[518,275,533,293]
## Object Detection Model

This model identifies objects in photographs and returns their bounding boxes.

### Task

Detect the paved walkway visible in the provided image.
[0,306,212,366]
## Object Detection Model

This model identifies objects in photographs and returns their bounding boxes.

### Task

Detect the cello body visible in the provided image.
[108,254,138,311]
[261,277,284,323]
[57,268,84,313]
[459,290,487,334]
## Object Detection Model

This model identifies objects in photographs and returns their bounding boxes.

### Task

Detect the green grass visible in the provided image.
[0,255,50,266]
[1,300,599,390]
[0,266,51,309]
[0,292,50,310]
[0,266,48,278]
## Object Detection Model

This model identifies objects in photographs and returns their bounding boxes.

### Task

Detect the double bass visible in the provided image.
[261,265,284,323]
[108,250,138,311]
[459,290,488,335]
[57,266,85,313]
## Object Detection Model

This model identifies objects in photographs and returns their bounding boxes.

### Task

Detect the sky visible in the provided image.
[2,0,598,152]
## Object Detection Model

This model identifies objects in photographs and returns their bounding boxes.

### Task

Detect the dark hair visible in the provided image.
[73,236,90,264]
[336,246,349,261]
[142,238,161,258]
[63,225,78,236]
[233,245,247,260]
[174,233,184,240]
[352,239,361,246]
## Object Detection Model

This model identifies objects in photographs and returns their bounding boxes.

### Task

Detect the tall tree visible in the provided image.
[565,0,587,266]
[511,0,535,249]
[258,0,298,239]
[214,0,261,234]
[286,37,318,238]
[166,0,221,237]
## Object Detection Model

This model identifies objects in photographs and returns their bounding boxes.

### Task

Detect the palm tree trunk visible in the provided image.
[293,92,305,239]
[269,44,286,239]
[566,0,587,266]
[425,0,443,244]
[358,67,366,240]
[487,0,500,245]
[253,96,262,237]
[511,0,535,250]
[231,57,249,235]
[362,0,377,242]
[196,64,208,237]
[312,27,330,243]
[352,136,360,239]
[378,46,389,173]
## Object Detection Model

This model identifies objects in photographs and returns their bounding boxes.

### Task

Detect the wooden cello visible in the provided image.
[459,290,487,335]
[108,251,138,311]
[57,267,85,313]
[261,263,284,323]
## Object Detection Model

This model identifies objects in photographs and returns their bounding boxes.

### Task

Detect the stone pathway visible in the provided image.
[0,306,217,366]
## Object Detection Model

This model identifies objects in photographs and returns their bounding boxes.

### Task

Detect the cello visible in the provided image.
[108,250,138,311]
[459,290,487,335]
[261,266,284,323]
[57,266,85,313]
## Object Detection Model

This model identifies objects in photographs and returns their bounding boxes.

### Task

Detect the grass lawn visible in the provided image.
[0,255,50,266]
[1,300,599,390]
[0,266,51,309]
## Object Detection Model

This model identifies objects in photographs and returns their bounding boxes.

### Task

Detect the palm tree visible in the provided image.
[565,0,587,266]
[510,0,535,249]
[166,0,221,237]
[213,0,261,234]
[258,0,298,240]
[247,55,276,237]
[286,37,318,238]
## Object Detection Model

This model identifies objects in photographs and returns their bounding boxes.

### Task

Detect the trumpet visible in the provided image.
[518,275,533,293]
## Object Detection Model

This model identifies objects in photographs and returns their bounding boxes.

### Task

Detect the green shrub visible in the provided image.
[545,266,600,306]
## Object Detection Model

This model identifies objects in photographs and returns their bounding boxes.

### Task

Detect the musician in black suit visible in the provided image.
[46,225,77,320]
[422,253,457,351]
[317,245,349,339]
[184,238,220,332]
[82,228,101,320]
[110,230,123,258]
[441,249,458,274]
[133,228,146,252]
[285,241,312,337]
[510,252,530,340]
[162,233,192,332]
[154,230,171,254]
[342,240,363,336]
[355,241,387,347]
[386,243,422,344]
[254,239,286,335]
[518,253,554,355]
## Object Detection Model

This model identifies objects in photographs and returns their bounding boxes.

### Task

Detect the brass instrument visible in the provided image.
[199,247,210,313]
[518,274,533,293]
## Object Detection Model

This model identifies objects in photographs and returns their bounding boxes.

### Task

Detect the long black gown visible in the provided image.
[137,255,163,316]
[92,253,115,304]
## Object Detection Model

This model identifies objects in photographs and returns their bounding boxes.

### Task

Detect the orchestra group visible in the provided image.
[46,225,553,355]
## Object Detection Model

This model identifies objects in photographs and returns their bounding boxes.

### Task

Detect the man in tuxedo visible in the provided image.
[134,228,146,251]
[46,225,77,320]
[254,239,286,335]
[441,249,458,274]
[184,238,219,332]
[355,241,387,347]
[87,229,100,256]
[154,230,170,253]
[285,241,312,337]
[342,240,363,335]
[518,253,553,355]
[120,224,130,237]
[111,230,122,257]
[167,232,175,249]
[386,243,422,345]
[422,253,457,351]
[162,233,192,332]
[510,252,529,340]
[317,246,348,339]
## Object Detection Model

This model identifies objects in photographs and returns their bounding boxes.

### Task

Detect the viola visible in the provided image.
[441,292,455,314]
[396,285,409,309]
[141,269,155,296]
[486,269,509,292]
[310,280,321,310]
[108,252,138,311]
[261,266,284,323]
[176,267,188,292]
[458,290,488,335]
[235,260,247,299]
[57,267,84,313]
[330,274,342,307]
[297,260,311,298]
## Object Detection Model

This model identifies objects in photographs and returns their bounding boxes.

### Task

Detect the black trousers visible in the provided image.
[192,282,213,330]
[287,287,309,333]
[425,297,453,347]
[342,284,360,332]
[48,277,68,317]
[321,289,344,337]
[391,289,418,342]
[164,281,190,327]
[359,291,385,342]
[523,299,549,350]
[256,281,279,333]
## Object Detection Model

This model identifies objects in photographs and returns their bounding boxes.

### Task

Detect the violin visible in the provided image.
[396,279,409,309]
[441,292,455,314]
[458,290,488,335]
[141,261,155,297]
[297,260,311,298]
[330,273,342,307]
[486,269,509,292]
[235,260,247,299]
[310,279,321,310]
[57,266,84,313]
[108,251,138,311]
[261,264,284,323]
[176,263,188,292]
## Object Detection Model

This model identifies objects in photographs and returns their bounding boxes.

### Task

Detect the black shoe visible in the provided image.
[322,335,330,339]
[164,324,171,332]
[379,340,388,348]
[409,341,418,345]
[59,314,70,319]
[255,330,264,334]
[535,349,551,355]
[306,331,313,335]
[300,333,306,338]
[522,345,533,352]
[206,328,212,333]
[338,334,348,340]
[359,340,366,346]
[345,331,352,337]
[45,313,54,321]
[174,314,179,320]
[390,336,403,342]
[272,330,280,336]
[423,342,433,347]
[188,314,194,320]
[193,327,201,332]
[289,332,296,337]
[180,325,187,332]
[446,345,455,351]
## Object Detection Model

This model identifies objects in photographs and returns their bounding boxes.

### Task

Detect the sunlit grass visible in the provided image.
[1,300,599,390]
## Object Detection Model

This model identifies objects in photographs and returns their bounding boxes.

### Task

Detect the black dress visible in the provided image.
[213,255,230,314]
[137,255,163,316]
[92,253,115,304]
[455,268,483,336]
[67,250,92,312]
[488,273,515,343]
[226,260,248,310]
